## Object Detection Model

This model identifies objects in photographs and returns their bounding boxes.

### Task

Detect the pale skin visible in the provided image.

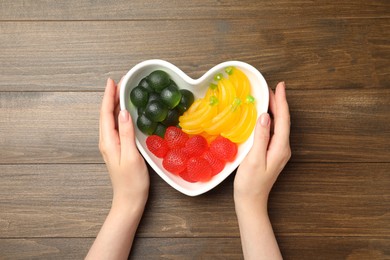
[234,81,291,260]
[86,79,291,259]
[85,78,149,260]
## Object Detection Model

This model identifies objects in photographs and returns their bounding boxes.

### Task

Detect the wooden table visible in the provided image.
[0,1,389,259]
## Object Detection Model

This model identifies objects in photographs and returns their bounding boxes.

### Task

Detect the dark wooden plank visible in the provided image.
[0,238,94,260]
[269,163,390,237]
[1,163,388,238]
[0,236,389,260]
[131,236,390,260]
[131,237,244,260]
[289,89,390,162]
[0,0,388,20]
[0,19,388,91]
[0,164,111,238]
[0,92,102,163]
[278,236,390,260]
[1,89,388,164]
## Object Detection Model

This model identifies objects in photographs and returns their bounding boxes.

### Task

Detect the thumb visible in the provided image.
[245,113,271,169]
[118,110,137,163]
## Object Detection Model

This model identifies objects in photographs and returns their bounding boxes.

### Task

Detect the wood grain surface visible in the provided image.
[0,0,389,259]
[0,19,388,91]
[0,0,388,20]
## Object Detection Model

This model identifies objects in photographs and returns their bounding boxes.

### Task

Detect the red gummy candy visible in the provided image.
[210,136,238,162]
[164,126,189,149]
[202,150,226,176]
[183,157,212,182]
[146,135,170,158]
[162,148,188,175]
[179,170,197,183]
[184,135,208,157]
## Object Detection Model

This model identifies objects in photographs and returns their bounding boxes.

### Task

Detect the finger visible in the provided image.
[273,82,291,144]
[268,87,277,118]
[268,87,276,136]
[245,113,271,170]
[100,78,120,153]
[118,109,138,165]
[115,76,124,105]
[100,78,117,138]
[114,102,120,130]
[113,76,124,127]
[267,82,291,172]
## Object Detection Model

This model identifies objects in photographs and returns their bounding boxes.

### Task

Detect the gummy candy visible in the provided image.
[179,67,257,143]
[162,148,188,175]
[184,135,208,157]
[210,136,238,162]
[146,135,169,158]
[164,126,189,149]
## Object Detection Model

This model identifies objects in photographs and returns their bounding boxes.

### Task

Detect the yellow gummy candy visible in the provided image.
[229,68,250,102]
[222,102,257,143]
[203,98,242,135]
[179,67,257,143]
[217,78,236,112]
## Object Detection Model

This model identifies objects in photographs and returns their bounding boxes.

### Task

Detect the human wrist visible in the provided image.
[234,187,270,204]
[108,199,146,231]
[111,191,148,215]
[234,191,269,215]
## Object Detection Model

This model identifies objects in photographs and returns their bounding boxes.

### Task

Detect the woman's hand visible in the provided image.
[233,82,291,260]
[234,81,291,203]
[99,78,149,208]
[86,78,149,260]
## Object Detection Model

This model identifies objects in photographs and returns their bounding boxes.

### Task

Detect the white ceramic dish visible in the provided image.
[120,59,269,196]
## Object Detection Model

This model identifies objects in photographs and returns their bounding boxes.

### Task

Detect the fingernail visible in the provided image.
[260,113,270,127]
[120,110,129,122]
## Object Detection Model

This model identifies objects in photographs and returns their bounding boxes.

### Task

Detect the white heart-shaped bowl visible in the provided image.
[120,59,268,196]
